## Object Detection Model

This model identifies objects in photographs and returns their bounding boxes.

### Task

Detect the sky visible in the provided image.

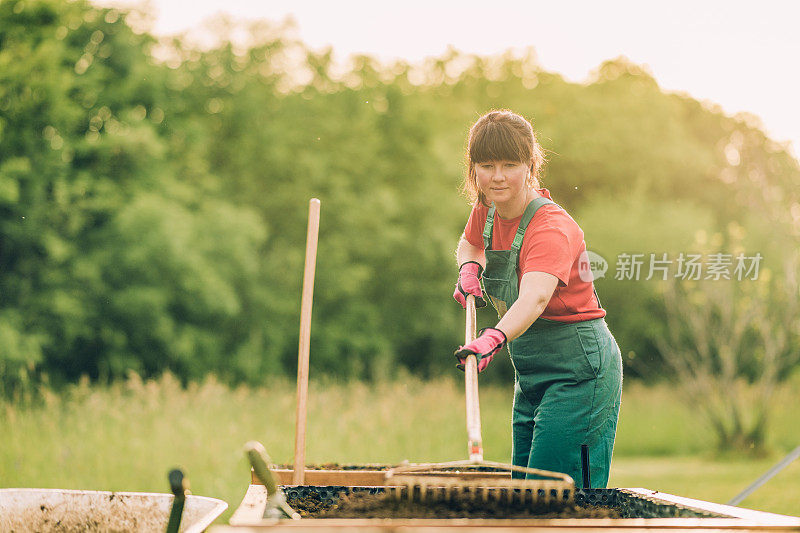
[99,0,800,157]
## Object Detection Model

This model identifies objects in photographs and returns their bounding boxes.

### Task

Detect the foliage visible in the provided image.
[658,276,783,453]
[573,189,717,379]
[0,0,267,387]
[1,0,799,387]
[654,123,800,452]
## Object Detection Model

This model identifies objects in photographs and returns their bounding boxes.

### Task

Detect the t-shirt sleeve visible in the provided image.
[519,208,584,287]
[463,203,488,248]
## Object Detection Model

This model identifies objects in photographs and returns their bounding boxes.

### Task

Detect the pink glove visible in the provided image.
[455,327,507,373]
[453,261,487,309]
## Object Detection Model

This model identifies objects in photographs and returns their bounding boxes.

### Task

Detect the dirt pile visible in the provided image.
[294,490,621,519]
[0,498,168,532]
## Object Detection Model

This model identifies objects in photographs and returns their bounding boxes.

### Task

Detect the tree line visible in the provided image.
[1,0,798,393]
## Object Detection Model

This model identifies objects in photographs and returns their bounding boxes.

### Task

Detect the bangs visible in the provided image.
[469,121,530,164]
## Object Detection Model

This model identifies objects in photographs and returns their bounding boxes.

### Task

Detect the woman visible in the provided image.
[452,110,623,487]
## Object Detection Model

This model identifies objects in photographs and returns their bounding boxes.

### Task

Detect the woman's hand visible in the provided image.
[455,327,507,372]
[453,261,487,308]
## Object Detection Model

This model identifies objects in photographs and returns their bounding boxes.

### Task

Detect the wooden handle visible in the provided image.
[465,294,476,344]
[464,295,483,462]
[294,198,320,485]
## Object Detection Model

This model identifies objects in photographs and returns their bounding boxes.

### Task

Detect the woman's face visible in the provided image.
[474,159,531,206]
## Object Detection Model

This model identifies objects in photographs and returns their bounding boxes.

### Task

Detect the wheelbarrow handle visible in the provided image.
[165,469,188,533]
[245,441,279,496]
[245,441,301,520]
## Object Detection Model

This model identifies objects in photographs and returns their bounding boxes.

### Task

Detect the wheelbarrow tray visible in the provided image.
[0,487,227,532]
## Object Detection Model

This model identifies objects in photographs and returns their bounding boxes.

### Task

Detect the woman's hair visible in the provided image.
[463,110,546,206]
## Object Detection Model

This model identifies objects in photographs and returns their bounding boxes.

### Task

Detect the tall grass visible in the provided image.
[2,373,799,521]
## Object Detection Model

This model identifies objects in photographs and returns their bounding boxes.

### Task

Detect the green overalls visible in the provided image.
[482,197,623,488]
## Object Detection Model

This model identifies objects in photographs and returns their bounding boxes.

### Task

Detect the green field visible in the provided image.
[2,374,799,522]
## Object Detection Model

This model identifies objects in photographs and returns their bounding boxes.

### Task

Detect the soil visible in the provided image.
[0,492,211,533]
[282,463,622,519]
[0,497,169,532]
[291,490,621,520]
[291,492,334,517]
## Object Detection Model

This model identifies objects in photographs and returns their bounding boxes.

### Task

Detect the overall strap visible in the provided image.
[593,287,603,309]
[482,205,496,250]
[511,197,556,253]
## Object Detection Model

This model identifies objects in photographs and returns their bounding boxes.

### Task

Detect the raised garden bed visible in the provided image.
[220,468,800,532]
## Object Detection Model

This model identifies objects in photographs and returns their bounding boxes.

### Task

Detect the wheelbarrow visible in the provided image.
[0,487,227,532]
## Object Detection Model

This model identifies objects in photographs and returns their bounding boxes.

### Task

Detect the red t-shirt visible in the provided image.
[464,188,605,323]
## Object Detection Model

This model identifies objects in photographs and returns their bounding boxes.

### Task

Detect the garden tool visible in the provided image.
[294,198,320,486]
[245,441,301,520]
[384,295,575,506]
[165,468,188,533]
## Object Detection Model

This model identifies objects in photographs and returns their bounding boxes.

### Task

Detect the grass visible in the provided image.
[610,455,800,517]
[2,373,799,522]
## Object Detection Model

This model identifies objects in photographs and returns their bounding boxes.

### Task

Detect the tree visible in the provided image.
[0,0,270,386]
[655,121,800,453]
[657,272,797,453]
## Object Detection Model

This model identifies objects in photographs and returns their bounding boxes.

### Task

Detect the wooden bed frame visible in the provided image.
[212,469,800,532]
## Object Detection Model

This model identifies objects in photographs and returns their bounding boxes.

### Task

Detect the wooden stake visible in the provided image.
[293,198,320,485]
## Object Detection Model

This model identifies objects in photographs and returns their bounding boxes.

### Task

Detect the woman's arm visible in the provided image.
[495,271,558,341]
[455,233,485,269]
